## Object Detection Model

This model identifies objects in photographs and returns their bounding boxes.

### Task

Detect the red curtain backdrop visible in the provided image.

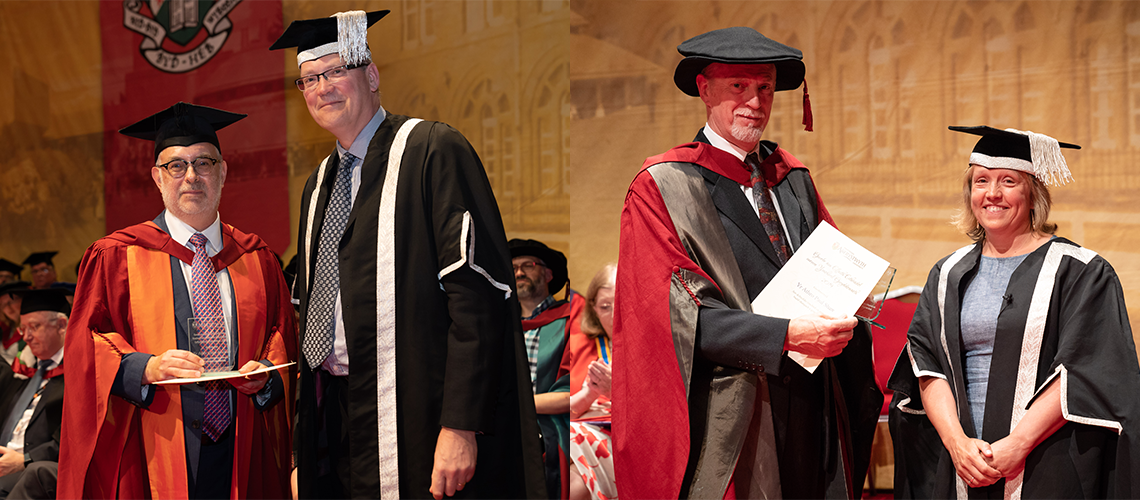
[101,0,289,253]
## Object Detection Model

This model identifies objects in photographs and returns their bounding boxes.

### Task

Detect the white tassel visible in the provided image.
[335,10,371,66]
[1005,128,1073,186]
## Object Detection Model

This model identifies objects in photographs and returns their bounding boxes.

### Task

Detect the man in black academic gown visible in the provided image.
[271,10,543,500]
[0,289,71,500]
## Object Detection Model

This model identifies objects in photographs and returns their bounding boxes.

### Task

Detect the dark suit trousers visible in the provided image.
[4,461,56,500]
[311,369,350,499]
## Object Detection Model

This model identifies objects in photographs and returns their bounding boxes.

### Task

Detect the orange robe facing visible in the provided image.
[59,221,296,499]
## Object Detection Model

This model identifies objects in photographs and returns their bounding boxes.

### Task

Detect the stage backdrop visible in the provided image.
[101,0,290,252]
[0,0,570,284]
[569,0,1140,345]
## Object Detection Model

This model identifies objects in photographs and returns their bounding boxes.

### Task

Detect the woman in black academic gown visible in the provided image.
[888,126,1140,498]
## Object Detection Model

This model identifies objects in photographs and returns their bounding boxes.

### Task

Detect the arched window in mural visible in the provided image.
[1079,2,1125,150]
[461,78,517,220]
[944,7,986,160]
[833,5,871,164]
[531,62,569,218]
[402,93,440,123]
[1126,3,1140,149]
[465,0,508,33]
[402,0,437,50]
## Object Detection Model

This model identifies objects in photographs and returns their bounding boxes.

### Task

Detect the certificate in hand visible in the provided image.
[751,221,890,373]
[153,361,296,385]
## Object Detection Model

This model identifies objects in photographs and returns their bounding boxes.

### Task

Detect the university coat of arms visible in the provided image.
[122,0,242,73]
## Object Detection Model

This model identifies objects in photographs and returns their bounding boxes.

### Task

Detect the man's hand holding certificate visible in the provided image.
[751,221,890,373]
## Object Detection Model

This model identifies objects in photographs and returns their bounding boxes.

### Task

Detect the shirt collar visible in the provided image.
[703,123,759,162]
[164,210,224,255]
[337,105,387,161]
[46,347,63,368]
[523,295,558,321]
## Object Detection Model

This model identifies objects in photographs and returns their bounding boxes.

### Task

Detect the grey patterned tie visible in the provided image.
[303,152,356,369]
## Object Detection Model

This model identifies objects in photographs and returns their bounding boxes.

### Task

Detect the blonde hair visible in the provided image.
[952,165,1056,242]
[580,263,617,340]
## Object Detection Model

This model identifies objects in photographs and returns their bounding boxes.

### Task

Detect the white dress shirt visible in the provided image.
[703,124,797,253]
[6,348,63,453]
[320,105,388,376]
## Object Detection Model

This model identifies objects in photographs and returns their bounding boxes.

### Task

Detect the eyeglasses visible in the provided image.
[157,157,220,178]
[295,63,366,92]
[513,261,545,272]
[18,319,58,335]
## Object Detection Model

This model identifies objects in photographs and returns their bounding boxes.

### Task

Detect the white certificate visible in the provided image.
[751,221,889,373]
[153,361,296,385]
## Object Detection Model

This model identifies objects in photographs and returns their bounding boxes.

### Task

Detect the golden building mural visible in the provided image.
[569,0,1139,338]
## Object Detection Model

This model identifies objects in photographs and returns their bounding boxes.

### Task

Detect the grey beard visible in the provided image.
[731,122,764,145]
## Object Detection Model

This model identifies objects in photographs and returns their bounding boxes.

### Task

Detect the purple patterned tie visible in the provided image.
[746,153,791,265]
[189,232,229,440]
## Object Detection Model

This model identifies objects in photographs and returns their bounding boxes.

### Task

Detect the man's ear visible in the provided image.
[696,73,710,100]
[367,63,380,93]
[151,166,163,190]
[544,267,554,285]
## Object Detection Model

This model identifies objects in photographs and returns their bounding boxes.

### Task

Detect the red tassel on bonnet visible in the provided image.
[802,78,813,132]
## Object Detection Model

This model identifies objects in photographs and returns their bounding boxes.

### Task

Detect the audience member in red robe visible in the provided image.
[569,263,616,500]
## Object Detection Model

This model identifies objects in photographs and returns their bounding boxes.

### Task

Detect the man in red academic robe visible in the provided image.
[613,27,882,499]
[510,239,573,499]
[58,102,296,499]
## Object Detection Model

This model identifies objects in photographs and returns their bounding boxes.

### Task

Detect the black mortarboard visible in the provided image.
[950,126,1080,186]
[15,288,71,316]
[119,102,247,160]
[674,27,806,96]
[508,239,568,295]
[0,281,30,297]
[23,251,57,267]
[270,10,390,68]
[0,259,21,275]
[675,27,813,130]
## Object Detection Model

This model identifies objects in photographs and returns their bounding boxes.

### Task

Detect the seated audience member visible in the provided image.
[0,283,31,366]
[510,238,573,499]
[20,253,67,291]
[569,264,617,500]
[0,289,70,500]
[0,261,20,287]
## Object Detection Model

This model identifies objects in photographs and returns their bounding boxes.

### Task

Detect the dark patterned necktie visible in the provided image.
[0,360,48,445]
[303,152,356,369]
[746,153,791,265]
[189,232,230,441]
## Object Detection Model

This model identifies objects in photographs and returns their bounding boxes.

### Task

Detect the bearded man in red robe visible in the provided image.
[613,27,882,499]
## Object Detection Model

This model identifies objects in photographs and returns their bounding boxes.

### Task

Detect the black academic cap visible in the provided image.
[0,259,21,275]
[674,26,806,96]
[15,288,71,316]
[508,239,568,295]
[119,102,247,161]
[23,252,57,267]
[270,10,390,67]
[0,281,30,297]
[949,126,1080,186]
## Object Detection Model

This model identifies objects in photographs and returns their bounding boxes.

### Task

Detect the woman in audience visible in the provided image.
[568,264,616,500]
